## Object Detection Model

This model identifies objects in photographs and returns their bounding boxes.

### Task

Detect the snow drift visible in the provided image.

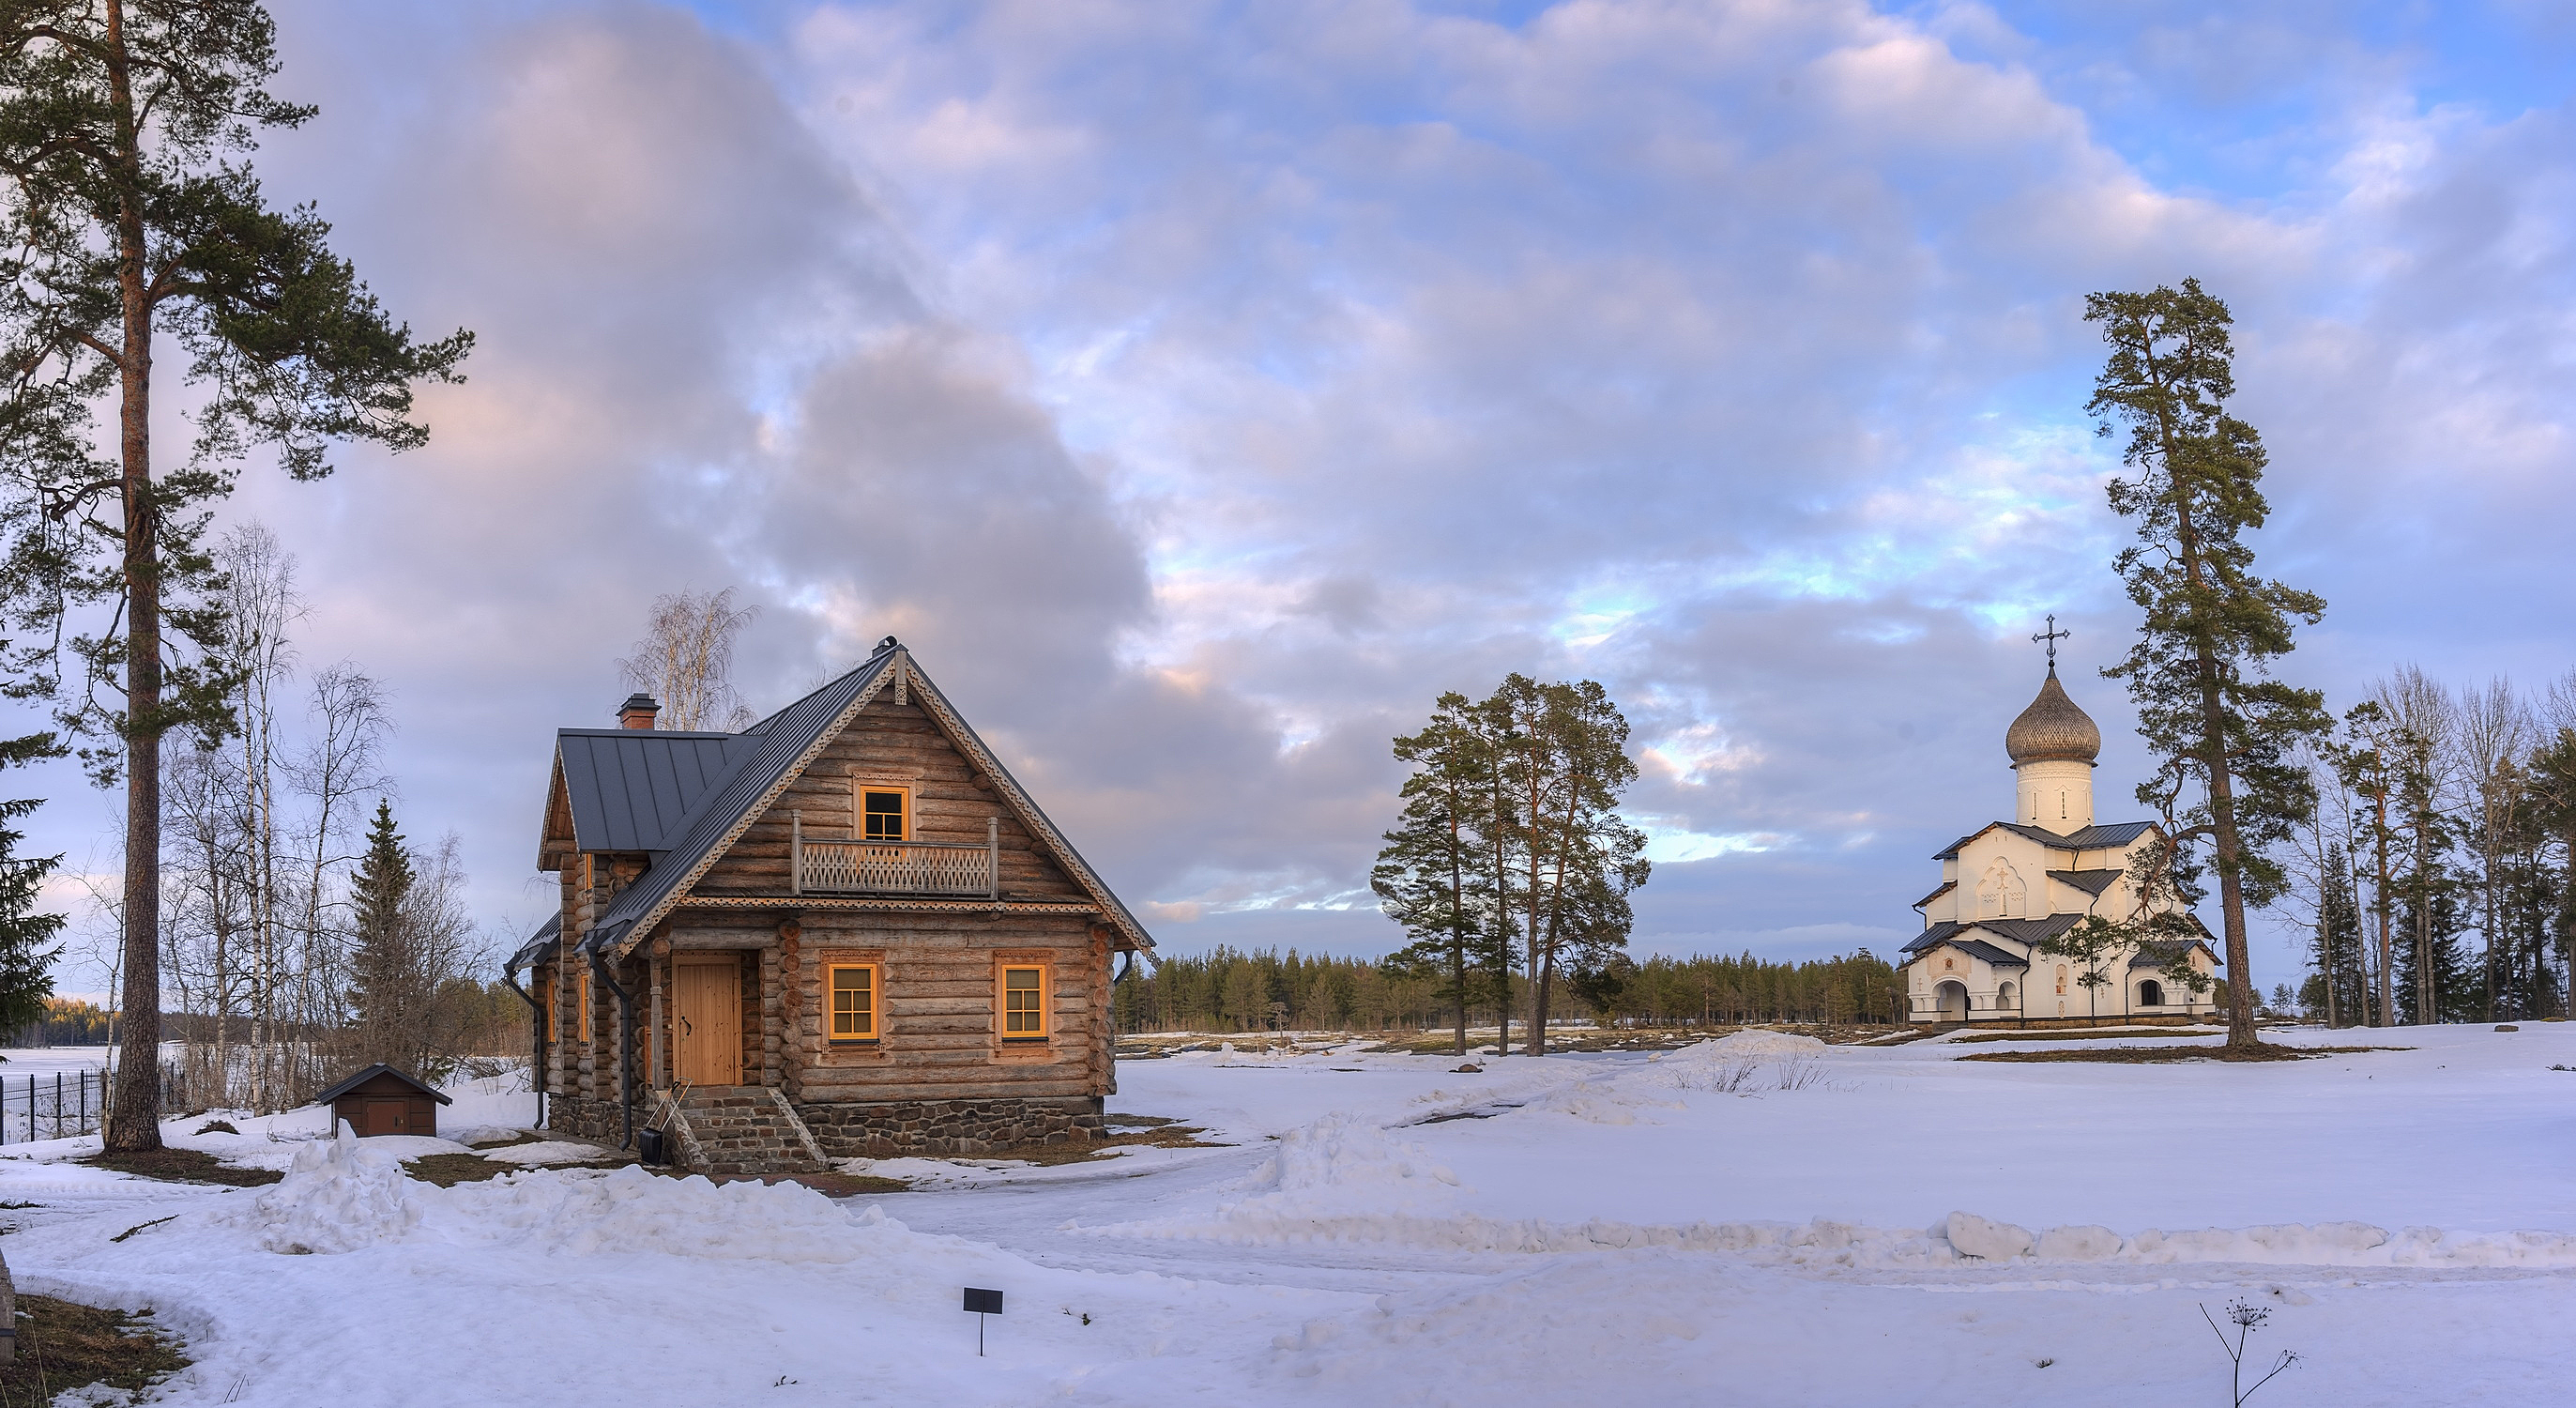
[225,1123,916,1263]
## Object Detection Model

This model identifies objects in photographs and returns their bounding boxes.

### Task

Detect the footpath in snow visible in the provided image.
[0,1024,2567,1405]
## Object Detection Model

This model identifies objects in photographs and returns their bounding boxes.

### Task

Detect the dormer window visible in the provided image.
[858,784,909,841]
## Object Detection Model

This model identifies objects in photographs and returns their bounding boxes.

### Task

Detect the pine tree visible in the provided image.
[0,4,470,1150]
[0,732,62,1034]
[1373,694,1505,1056]
[2085,280,2329,1050]
[347,800,417,1067]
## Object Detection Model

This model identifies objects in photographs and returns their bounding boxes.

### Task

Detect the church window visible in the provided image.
[2059,790,2066,819]
[1997,981,2018,1007]
[2054,964,2067,996]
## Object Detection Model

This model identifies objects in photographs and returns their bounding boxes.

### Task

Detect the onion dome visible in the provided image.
[2005,669,2101,765]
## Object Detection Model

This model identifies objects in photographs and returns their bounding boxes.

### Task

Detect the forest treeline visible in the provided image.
[1111,945,1905,1034]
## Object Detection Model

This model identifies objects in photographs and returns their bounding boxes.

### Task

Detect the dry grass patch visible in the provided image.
[1959,1044,2409,1064]
[82,1146,282,1186]
[0,1295,190,1403]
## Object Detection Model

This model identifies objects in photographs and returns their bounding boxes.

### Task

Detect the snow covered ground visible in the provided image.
[0,1025,2569,1404]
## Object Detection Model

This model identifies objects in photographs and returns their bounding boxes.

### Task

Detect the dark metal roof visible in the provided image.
[567,646,1159,960]
[1950,939,2030,969]
[1913,880,1957,910]
[577,653,899,957]
[2047,867,2124,897]
[312,1064,452,1107]
[2128,938,2219,971]
[1932,819,2158,860]
[505,914,560,976]
[556,728,755,854]
[1902,921,1968,955]
[1973,912,2088,946]
[2062,820,2156,849]
[1899,926,2031,970]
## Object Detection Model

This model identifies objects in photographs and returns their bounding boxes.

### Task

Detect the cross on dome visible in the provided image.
[2031,614,2071,676]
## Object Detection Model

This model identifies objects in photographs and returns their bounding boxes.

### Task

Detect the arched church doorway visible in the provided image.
[1935,981,1969,1022]
[2138,979,2165,1008]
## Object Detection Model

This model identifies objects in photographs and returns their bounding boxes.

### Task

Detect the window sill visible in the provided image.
[828,1038,881,1047]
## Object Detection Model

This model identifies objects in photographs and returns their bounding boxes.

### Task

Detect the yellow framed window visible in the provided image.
[1001,966,1047,1041]
[858,784,909,841]
[830,964,879,1042]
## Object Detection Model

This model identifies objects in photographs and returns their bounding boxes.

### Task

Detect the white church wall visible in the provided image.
[2014,758,2096,831]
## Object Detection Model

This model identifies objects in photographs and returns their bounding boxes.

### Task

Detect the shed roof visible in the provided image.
[313,1064,451,1107]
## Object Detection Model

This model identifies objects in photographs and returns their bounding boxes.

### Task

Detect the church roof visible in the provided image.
[1974,913,2088,945]
[1948,939,2029,969]
[2047,867,2124,896]
[1897,925,2032,970]
[1913,880,1957,910]
[1932,819,2157,860]
[2128,937,2218,970]
[2005,669,2102,765]
[1900,911,2090,957]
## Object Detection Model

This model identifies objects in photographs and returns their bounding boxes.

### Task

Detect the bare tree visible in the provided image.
[2374,666,2457,1023]
[617,589,759,730]
[2455,678,2529,1021]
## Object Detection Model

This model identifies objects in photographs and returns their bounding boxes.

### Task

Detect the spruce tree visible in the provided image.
[347,799,415,1067]
[0,731,61,1035]
[2085,280,2329,1050]
[0,4,470,1149]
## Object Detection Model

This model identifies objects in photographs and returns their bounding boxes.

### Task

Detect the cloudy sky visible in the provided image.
[21,0,2576,995]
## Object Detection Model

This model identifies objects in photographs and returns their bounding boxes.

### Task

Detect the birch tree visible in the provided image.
[617,588,757,730]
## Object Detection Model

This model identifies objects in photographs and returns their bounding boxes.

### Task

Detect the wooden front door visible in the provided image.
[674,957,743,1086]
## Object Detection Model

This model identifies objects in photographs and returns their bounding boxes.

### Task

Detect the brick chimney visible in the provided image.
[617,693,661,729]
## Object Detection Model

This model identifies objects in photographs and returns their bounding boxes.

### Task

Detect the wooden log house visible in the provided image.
[506,638,1155,1174]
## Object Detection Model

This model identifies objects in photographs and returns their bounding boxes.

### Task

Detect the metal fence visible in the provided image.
[0,1067,107,1144]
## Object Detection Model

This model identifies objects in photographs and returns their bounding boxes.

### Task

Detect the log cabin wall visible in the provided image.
[693,695,1086,902]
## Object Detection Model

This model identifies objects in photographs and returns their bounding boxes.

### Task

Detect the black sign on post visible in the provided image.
[963,1288,1004,1355]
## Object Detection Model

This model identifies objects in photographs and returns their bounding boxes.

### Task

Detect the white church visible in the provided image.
[1900,654,2220,1027]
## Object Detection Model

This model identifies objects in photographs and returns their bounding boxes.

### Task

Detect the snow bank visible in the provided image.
[1686,1031,1828,1059]
[1082,1200,2576,1270]
[222,1123,922,1263]
[1238,1113,1462,1208]
[232,1123,427,1253]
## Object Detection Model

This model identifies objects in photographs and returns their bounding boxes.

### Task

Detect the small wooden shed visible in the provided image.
[314,1064,451,1139]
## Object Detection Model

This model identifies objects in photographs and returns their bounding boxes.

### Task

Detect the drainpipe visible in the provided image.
[590,951,639,1150]
[501,967,548,1127]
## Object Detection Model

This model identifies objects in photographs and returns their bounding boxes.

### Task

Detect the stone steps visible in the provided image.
[665,1086,828,1176]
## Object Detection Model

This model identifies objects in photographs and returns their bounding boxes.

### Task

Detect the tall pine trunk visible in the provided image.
[106,3,164,1148]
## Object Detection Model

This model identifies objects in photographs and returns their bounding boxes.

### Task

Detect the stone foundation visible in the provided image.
[797,1095,1105,1158]
[546,1093,637,1142]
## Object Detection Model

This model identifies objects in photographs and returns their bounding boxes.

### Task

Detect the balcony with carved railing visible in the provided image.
[791,814,998,898]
